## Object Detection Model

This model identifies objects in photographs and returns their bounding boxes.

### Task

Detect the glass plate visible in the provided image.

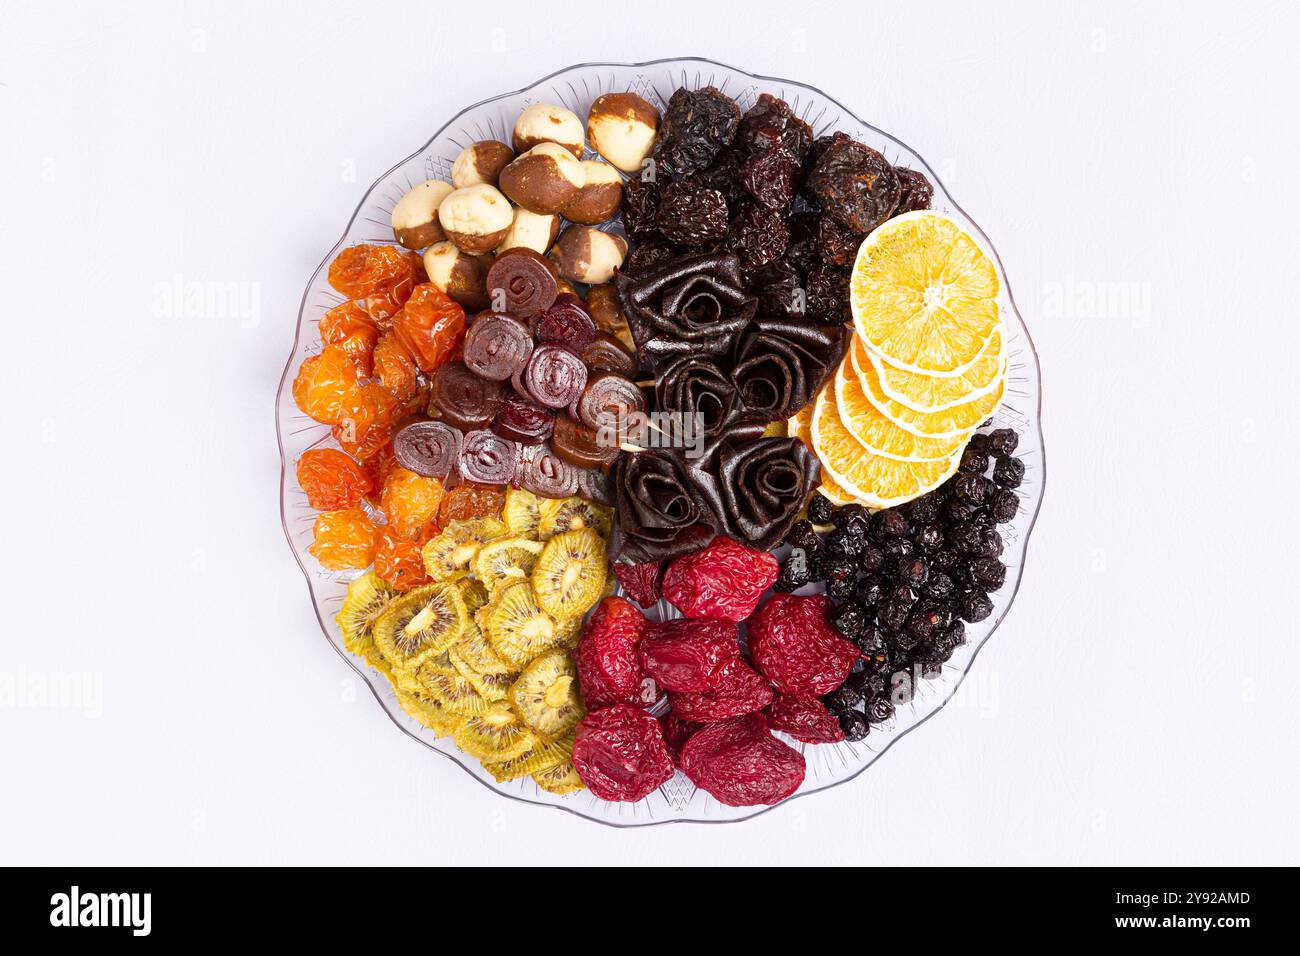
[275,57,1046,827]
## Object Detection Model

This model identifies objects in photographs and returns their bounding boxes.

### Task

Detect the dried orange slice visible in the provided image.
[851,336,1005,438]
[810,386,961,509]
[787,404,855,505]
[869,326,1004,412]
[850,211,1000,375]
[833,356,971,461]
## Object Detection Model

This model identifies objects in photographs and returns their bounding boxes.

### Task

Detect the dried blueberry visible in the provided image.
[993,456,1025,488]
[855,575,885,606]
[915,523,945,554]
[872,509,910,541]
[897,555,929,589]
[866,695,895,723]
[858,544,886,575]
[959,446,990,474]
[807,495,834,525]
[987,428,1019,457]
[970,557,1006,591]
[783,519,820,552]
[839,710,870,741]
[990,489,1020,524]
[960,590,994,623]
[922,572,956,602]
[855,623,888,657]
[832,602,868,641]
[878,600,911,632]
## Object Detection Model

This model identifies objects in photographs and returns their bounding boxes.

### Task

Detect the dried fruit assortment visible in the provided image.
[291,77,1028,813]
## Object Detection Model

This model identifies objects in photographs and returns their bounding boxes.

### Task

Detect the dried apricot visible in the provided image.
[438,482,506,525]
[362,443,397,506]
[308,508,378,570]
[319,301,380,377]
[372,331,419,401]
[296,448,372,511]
[373,528,432,591]
[379,466,445,542]
[363,256,421,325]
[392,283,466,373]
[332,383,399,462]
[292,345,362,425]
[327,244,420,300]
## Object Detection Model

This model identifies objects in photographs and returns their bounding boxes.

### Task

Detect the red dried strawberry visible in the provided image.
[572,704,676,802]
[614,560,664,608]
[766,693,845,744]
[680,713,806,807]
[638,618,740,692]
[575,596,657,708]
[658,712,701,762]
[669,658,774,724]
[662,536,779,622]
[748,593,859,697]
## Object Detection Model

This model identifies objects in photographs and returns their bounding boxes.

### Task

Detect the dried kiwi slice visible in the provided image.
[453,702,537,761]
[372,583,468,671]
[537,496,613,540]
[473,536,545,593]
[452,622,515,676]
[422,671,489,716]
[392,651,457,698]
[508,649,585,740]
[396,690,462,737]
[502,486,541,538]
[531,528,607,621]
[336,572,399,674]
[482,735,573,782]
[455,576,490,614]
[421,517,508,581]
[486,581,563,669]
[532,760,584,795]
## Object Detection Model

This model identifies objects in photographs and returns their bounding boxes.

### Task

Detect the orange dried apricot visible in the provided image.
[297,448,373,511]
[292,345,363,425]
[392,283,466,373]
[380,466,445,542]
[373,529,432,591]
[308,508,378,570]
[332,383,400,461]
[372,331,420,401]
[362,443,398,507]
[319,301,380,377]
[438,481,507,525]
[327,244,420,300]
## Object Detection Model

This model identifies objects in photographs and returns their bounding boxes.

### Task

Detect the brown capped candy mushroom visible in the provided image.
[560,160,624,225]
[586,92,660,173]
[496,206,561,255]
[391,179,453,249]
[422,240,493,311]
[437,183,514,255]
[586,282,635,351]
[551,227,627,285]
[498,142,586,215]
[512,103,585,158]
[451,140,515,189]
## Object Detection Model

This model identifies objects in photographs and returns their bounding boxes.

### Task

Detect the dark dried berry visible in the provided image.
[738,145,801,209]
[784,212,820,274]
[747,257,804,319]
[827,572,856,602]
[896,555,929,589]
[623,237,679,277]
[656,180,729,246]
[944,498,981,524]
[947,621,967,646]
[949,521,983,555]
[827,527,865,558]
[906,492,940,524]
[621,177,662,237]
[832,601,868,640]
[932,548,960,573]
[728,201,789,269]
[915,523,945,554]
[952,473,990,506]
[871,509,910,541]
[866,694,895,723]
[653,86,741,176]
[970,557,1006,591]
[990,489,1020,524]
[737,93,813,159]
[831,503,868,530]
[805,132,901,233]
[974,528,1003,558]
[813,214,864,267]
[987,428,1019,457]
[838,710,870,741]
[959,446,990,473]
[774,547,812,592]
[858,544,886,575]
[892,167,934,214]
[824,683,862,712]
[807,494,834,525]
[905,609,936,642]
[922,572,956,602]
[953,560,977,590]
[855,575,885,606]
[691,153,746,205]
[883,537,915,560]
[960,590,994,623]
[855,623,888,658]
[889,585,918,608]
[783,519,820,552]
[968,432,990,451]
[993,456,1025,488]
[878,599,910,632]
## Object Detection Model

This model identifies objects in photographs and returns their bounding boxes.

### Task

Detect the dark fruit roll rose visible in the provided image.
[616,250,757,369]
[729,319,849,424]
[654,355,737,440]
[690,436,821,551]
[610,449,718,564]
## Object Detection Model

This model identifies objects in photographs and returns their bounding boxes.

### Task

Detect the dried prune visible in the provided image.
[639,619,740,692]
[728,202,789,270]
[691,153,746,205]
[738,145,800,210]
[893,166,934,214]
[805,133,902,233]
[669,659,774,724]
[297,448,373,511]
[737,93,813,159]
[572,704,676,802]
[656,180,729,247]
[746,258,804,319]
[813,215,865,267]
[661,535,778,622]
[747,593,860,697]
[620,177,662,237]
[614,560,664,608]
[575,596,655,708]
[804,264,850,322]
[622,236,679,277]
[765,693,845,744]
[679,713,805,807]
[652,85,740,176]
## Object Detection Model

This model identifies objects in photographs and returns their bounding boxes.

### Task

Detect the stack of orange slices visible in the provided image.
[790,211,1006,510]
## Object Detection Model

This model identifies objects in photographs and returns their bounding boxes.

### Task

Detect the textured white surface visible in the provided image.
[2,0,1297,864]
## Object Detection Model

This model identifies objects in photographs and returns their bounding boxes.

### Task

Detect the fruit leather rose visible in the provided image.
[729,318,848,424]
[615,250,757,368]
[687,436,821,552]
[654,355,738,439]
[610,449,718,563]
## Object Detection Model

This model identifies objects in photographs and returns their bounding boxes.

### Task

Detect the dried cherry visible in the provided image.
[680,713,805,807]
[614,560,664,608]
[572,704,676,802]
[669,659,773,724]
[575,596,655,709]
[747,593,859,697]
[638,619,740,692]
[661,535,778,622]
[765,693,845,744]
[296,448,372,511]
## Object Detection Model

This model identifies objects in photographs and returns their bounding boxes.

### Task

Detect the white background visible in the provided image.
[2,0,1297,865]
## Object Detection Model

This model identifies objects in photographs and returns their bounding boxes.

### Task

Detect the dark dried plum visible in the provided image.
[804,264,850,322]
[691,153,746,205]
[737,93,813,159]
[652,86,741,176]
[622,237,679,277]
[656,180,730,246]
[805,132,901,233]
[813,215,865,267]
[738,145,800,210]
[893,166,934,214]
[727,202,789,270]
[620,177,662,237]
[746,258,804,319]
